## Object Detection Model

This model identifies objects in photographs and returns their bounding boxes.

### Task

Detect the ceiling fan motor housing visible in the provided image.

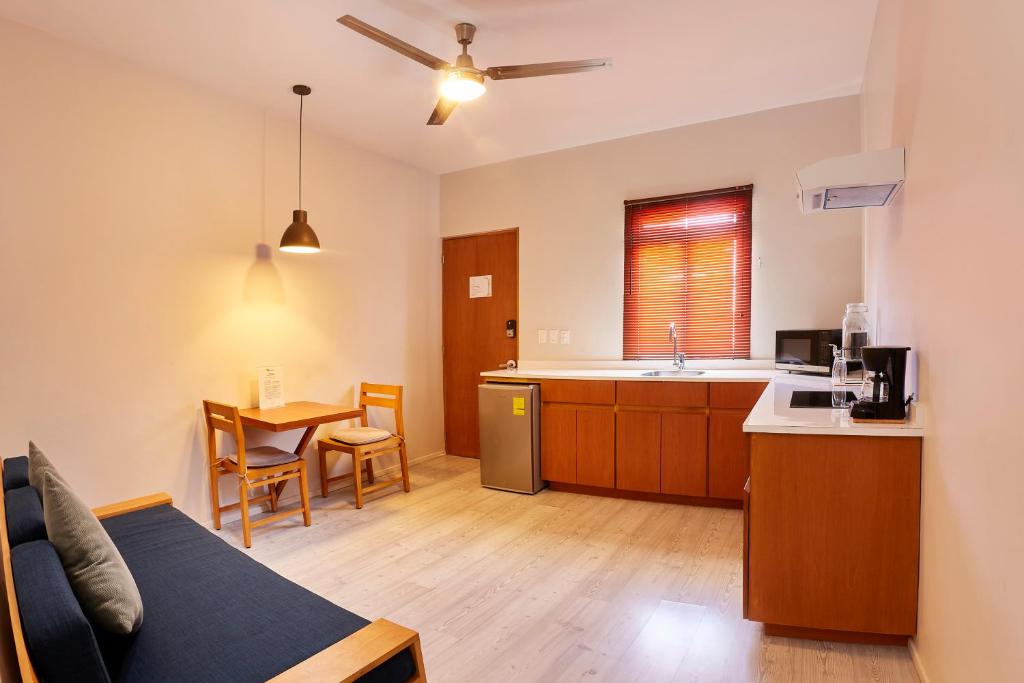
[455,22,476,46]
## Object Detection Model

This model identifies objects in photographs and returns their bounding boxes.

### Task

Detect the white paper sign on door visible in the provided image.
[257,366,285,410]
[469,274,492,298]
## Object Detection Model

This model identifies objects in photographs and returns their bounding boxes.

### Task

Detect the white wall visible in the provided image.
[441,96,864,360]
[0,18,444,521]
[861,1,1024,681]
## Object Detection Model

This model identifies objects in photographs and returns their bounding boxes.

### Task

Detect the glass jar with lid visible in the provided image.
[842,303,871,360]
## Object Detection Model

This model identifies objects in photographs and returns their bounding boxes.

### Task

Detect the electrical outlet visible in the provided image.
[548,329,559,344]
[559,330,571,345]
[537,329,547,344]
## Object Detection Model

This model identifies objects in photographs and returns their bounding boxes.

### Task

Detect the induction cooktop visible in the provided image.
[790,390,856,408]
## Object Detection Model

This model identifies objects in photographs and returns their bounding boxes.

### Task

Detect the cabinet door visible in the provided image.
[577,407,615,488]
[709,410,750,499]
[541,404,577,483]
[661,412,708,496]
[616,411,661,493]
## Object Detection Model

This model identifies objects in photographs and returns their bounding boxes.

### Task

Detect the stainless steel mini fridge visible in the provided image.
[477,383,544,494]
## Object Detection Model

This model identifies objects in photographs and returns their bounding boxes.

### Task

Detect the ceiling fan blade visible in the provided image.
[337,15,450,70]
[485,58,611,80]
[427,98,458,126]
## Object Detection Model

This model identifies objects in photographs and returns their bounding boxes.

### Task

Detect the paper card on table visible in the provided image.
[257,366,285,410]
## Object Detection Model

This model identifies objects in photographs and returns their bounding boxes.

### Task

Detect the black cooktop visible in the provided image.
[790,390,856,408]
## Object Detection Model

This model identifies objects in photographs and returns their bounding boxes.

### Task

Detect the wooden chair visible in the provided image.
[316,383,410,508]
[203,400,311,548]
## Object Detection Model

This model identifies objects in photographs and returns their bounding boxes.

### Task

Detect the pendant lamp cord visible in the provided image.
[298,93,304,209]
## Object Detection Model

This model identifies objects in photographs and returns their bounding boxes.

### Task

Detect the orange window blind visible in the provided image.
[623,185,752,360]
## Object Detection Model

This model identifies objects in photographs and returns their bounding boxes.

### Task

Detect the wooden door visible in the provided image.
[442,230,518,457]
[661,412,708,496]
[709,411,750,499]
[616,411,661,493]
[576,407,615,488]
[541,405,577,483]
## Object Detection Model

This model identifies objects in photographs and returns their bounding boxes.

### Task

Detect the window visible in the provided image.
[623,185,753,360]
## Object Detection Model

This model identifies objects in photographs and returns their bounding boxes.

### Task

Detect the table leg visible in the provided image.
[275,425,317,499]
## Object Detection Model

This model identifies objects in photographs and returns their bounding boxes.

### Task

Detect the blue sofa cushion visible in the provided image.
[3,456,29,491]
[100,505,416,683]
[5,487,46,547]
[11,540,111,683]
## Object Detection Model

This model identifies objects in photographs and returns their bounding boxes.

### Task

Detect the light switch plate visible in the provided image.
[548,329,559,344]
[559,330,571,345]
[537,329,547,344]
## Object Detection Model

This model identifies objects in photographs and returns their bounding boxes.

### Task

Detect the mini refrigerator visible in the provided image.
[477,383,544,494]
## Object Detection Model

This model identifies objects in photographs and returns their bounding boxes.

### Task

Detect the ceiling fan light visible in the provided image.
[440,71,485,102]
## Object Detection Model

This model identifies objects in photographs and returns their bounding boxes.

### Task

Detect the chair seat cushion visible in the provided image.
[3,455,29,491]
[11,540,111,683]
[227,446,299,468]
[331,427,393,446]
[99,505,416,682]
[5,486,46,547]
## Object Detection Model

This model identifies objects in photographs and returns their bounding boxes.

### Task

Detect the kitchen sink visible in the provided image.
[641,370,706,377]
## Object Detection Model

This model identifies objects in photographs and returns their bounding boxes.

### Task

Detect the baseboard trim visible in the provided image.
[204,450,447,529]
[909,637,930,683]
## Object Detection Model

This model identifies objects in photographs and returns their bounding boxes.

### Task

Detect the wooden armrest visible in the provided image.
[92,492,173,520]
[270,618,425,683]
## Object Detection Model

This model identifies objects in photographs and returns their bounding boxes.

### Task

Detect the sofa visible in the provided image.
[0,456,425,682]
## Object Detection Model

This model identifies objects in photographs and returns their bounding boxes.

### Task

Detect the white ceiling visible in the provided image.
[0,0,878,174]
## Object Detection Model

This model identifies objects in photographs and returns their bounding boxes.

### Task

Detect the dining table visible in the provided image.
[239,401,362,497]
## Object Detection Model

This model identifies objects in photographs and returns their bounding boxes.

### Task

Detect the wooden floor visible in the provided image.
[218,455,919,683]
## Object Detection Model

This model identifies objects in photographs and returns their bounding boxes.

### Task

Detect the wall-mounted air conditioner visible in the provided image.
[797,147,905,213]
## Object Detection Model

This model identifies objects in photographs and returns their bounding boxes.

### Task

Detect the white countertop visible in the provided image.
[480,367,781,383]
[743,375,924,438]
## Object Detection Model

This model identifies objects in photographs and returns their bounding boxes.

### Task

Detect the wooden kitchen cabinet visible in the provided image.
[708,382,768,500]
[534,378,766,507]
[708,411,749,500]
[615,411,661,493]
[577,407,615,488]
[661,412,708,496]
[540,404,577,483]
[540,401,614,487]
[745,432,922,640]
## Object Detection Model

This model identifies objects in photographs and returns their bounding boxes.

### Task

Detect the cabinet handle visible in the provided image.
[743,477,751,494]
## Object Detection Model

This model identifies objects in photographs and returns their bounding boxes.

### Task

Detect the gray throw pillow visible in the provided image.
[40,470,144,634]
[27,441,66,490]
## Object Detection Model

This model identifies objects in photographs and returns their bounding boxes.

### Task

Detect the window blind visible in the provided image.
[623,185,753,360]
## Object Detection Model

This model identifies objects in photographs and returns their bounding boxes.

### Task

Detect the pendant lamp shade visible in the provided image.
[280,210,320,253]
[280,84,320,254]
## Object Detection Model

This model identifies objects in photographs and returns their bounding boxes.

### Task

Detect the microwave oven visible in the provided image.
[775,329,842,375]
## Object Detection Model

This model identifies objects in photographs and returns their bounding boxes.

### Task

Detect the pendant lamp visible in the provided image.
[280,85,320,254]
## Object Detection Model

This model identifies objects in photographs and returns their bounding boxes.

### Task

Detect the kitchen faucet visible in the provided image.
[669,322,686,369]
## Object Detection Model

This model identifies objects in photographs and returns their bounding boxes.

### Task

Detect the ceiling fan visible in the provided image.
[337,15,612,125]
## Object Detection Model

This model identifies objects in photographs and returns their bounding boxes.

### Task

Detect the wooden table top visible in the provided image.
[239,401,362,432]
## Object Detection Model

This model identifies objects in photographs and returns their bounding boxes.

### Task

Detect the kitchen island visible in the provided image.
[742,374,923,644]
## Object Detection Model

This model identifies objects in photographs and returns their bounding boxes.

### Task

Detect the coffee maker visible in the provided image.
[850,346,912,422]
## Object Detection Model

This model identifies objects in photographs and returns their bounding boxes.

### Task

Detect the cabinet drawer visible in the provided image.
[616,381,708,408]
[710,382,768,410]
[541,380,615,405]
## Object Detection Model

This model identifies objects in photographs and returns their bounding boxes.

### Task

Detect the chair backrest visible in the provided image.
[202,401,249,472]
[359,384,404,438]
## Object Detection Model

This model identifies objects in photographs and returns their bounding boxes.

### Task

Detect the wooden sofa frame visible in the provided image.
[0,470,426,682]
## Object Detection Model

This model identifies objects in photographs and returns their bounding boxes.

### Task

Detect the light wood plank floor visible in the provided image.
[218,455,919,683]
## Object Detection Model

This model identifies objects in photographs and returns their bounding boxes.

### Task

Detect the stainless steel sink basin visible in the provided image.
[642,370,706,377]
